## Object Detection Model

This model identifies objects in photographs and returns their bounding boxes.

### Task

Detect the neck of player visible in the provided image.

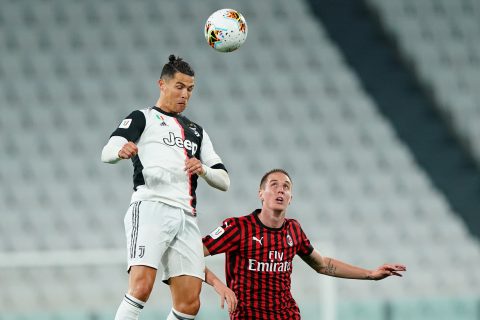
[258,208,285,229]
[155,98,177,115]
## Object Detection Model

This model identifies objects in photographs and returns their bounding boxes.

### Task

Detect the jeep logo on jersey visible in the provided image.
[163,132,198,154]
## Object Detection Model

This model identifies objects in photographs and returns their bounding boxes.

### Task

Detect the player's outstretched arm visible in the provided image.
[204,266,237,313]
[301,249,406,280]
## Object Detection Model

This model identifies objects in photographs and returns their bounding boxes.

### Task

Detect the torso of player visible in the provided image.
[227,214,304,319]
[239,224,297,275]
[131,108,203,213]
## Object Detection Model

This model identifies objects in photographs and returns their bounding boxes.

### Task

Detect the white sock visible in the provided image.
[114,293,145,320]
[166,307,196,320]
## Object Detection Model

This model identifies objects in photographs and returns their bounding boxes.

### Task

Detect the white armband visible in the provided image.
[200,165,230,191]
[101,136,129,164]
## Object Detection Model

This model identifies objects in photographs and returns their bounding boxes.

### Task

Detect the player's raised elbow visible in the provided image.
[218,173,230,192]
[101,136,127,164]
[204,168,230,191]
[101,145,121,164]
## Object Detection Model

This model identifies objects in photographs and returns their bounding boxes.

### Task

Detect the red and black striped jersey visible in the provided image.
[203,209,314,320]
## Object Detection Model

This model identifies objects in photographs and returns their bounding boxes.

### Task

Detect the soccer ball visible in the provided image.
[204,8,248,53]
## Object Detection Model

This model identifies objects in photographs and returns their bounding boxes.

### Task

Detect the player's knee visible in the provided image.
[128,280,154,302]
[175,296,201,315]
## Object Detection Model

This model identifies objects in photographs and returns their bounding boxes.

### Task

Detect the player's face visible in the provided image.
[259,172,292,212]
[158,72,195,114]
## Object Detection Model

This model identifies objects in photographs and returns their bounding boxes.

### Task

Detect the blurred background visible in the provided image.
[1,0,480,319]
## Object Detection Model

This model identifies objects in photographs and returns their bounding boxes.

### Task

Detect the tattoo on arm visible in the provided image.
[301,252,337,276]
[321,258,337,276]
[304,253,374,279]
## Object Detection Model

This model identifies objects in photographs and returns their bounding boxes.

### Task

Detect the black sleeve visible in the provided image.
[211,163,228,172]
[110,110,146,142]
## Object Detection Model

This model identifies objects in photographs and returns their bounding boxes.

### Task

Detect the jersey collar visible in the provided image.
[253,209,285,231]
[153,106,179,117]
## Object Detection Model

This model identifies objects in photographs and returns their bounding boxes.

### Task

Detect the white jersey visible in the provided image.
[109,106,226,215]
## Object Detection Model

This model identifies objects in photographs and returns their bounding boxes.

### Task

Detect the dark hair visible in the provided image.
[160,54,195,79]
[259,169,292,190]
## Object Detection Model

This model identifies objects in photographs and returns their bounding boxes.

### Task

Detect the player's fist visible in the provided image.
[185,157,205,176]
[118,142,138,159]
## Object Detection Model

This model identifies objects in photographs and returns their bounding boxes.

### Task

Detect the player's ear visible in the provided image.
[158,79,165,91]
[258,189,264,202]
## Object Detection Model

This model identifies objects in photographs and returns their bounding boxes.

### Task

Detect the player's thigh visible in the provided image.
[161,214,205,282]
[124,201,183,270]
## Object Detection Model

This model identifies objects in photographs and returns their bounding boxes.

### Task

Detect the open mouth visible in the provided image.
[276,197,284,203]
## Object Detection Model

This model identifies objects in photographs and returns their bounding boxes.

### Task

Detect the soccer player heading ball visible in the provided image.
[102,54,231,320]
[203,169,406,319]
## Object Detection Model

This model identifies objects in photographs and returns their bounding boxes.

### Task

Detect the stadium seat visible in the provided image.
[366,0,480,164]
[1,0,479,317]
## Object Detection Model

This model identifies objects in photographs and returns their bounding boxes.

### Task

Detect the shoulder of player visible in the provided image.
[284,217,303,228]
[224,215,244,225]
[124,108,148,117]
[123,107,150,121]
[177,114,204,132]
[222,215,251,229]
[115,109,146,130]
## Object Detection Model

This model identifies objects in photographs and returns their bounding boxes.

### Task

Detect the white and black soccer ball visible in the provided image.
[204,8,248,53]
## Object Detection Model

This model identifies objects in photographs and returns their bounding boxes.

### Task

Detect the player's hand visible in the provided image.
[213,281,237,313]
[118,142,138,159]
[367,264,406,280]
[185,157,205,176]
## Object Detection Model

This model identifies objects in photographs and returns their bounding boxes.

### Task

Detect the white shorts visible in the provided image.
[124,201,205,282]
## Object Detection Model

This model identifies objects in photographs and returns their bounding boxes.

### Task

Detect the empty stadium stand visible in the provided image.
[0,0,479,318]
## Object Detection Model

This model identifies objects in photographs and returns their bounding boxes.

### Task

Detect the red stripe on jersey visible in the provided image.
[203,210,313,320]
[173,117,195,215]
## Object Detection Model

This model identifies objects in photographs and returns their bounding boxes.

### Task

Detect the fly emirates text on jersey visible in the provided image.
[248,250,292,272]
